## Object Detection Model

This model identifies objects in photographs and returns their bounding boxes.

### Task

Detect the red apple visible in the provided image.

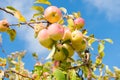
[48,23,64,41]
[44,6,62,23]
[0,19,9,32]
[74,17,85,30]
[37,29,54,49]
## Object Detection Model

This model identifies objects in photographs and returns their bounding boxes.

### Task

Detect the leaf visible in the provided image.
[46,45,56,60]
[73,12,81,18]
[35,0,51,5]
[5,6,17,13]
[99,51,105,58]
[7,29,16,41]
[70,69,76,80]
[62,47,69,58]
[31,6,44,13]
[14,11,26,22]
[60,7,67,14]
[58,19,64,24]
[113,66,120,76]
[32,52,38,60]
[95,58,102,65]
[88,38,95,46]
[0,58,6,67]
[67,19,74,31]
[104,38,113,44]
[105,65,113,76]
[53,69,66,80]
[33,13,42,18]
[5,6,26,22]
[82,29,88,35]
[98,43,104,53]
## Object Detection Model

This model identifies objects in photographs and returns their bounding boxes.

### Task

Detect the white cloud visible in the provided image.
[84,0,120,21]
[0,0,49,56]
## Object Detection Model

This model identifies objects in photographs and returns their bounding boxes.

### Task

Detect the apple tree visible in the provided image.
[0,0,120,80]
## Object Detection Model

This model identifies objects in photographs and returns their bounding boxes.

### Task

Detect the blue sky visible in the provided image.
[0,0,120,71]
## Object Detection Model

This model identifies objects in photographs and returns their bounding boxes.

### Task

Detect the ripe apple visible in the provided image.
[37,29,54,49]
[0,19,9,32]
[62,28,72,41]
[71,30,85,51]
[74,17,85,30]
[53,44,66,61]
[44,6,62,23]
[62,43,74,57]
[48,23,64,41]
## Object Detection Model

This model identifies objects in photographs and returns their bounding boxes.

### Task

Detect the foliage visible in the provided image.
[0,0,119,80]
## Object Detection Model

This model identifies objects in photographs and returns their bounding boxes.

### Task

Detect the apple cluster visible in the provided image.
[35,6,86,61]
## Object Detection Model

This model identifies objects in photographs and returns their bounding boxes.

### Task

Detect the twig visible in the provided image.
[5,70,33,80]
[68,63,87,70]
[9,21,48,29]
[0,7,14,15]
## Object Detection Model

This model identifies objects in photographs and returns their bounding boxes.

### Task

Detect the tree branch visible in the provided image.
[0,7,14,16]
[5,70,33,80]
[9,21,48,29]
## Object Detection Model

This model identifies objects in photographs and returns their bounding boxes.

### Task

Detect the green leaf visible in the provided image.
[5,6,17,13]
[104,38,113,44]
[82,29,88,35]
[33,13,42,18]
[31,6,44,13]
[99,51,105,58]
[73,12,81,18]
[60,7,67,14]
[32,52,38,60]
[98,43,104,53]
[53,69,66,80]
[7,29,16,41]
[113,66,120,76]
[35,0,51,5]
[5,6,26,22]
[62,47,69,58]
[105,65,113,76]
[70,69,76,80]
[46,45,56,60]
[88,38,95,46]
[14,11,26,22]
[67,19,74,31]
[58,19,64,24]
[95,58,102,65]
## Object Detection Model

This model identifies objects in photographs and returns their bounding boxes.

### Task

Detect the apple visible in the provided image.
[62,43,74,57]
[48,23,64,41]
[62,27,72,41]
[71,30,86,51]
[53,44,66,61]
[37,29,54,49]
[74,17,85,30]
[0,19,9,32]
[44,6,62,23]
